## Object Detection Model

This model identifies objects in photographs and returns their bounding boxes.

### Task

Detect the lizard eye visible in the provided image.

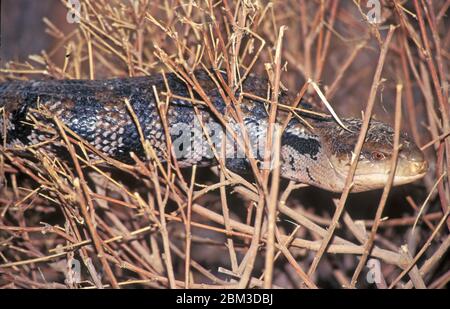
[371,151,386,161]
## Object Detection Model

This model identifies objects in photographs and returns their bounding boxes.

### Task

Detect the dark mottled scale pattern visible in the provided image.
[1,70,296,168]
[282,127,321,161]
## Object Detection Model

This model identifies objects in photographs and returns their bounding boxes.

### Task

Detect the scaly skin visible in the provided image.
[0,69,428,192]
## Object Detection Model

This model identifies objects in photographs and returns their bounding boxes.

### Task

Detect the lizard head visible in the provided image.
[280,118,428,192]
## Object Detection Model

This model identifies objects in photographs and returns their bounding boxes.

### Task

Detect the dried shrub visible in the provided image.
[0,0,448,289]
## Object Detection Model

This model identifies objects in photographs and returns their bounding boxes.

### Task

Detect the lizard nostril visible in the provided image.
[410,160,428,174]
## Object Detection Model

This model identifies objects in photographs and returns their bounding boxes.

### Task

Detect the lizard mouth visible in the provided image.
[324,155,429,193]
[349,159,428,192]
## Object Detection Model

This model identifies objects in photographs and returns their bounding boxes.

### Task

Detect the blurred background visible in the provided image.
[1,0,74,62]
